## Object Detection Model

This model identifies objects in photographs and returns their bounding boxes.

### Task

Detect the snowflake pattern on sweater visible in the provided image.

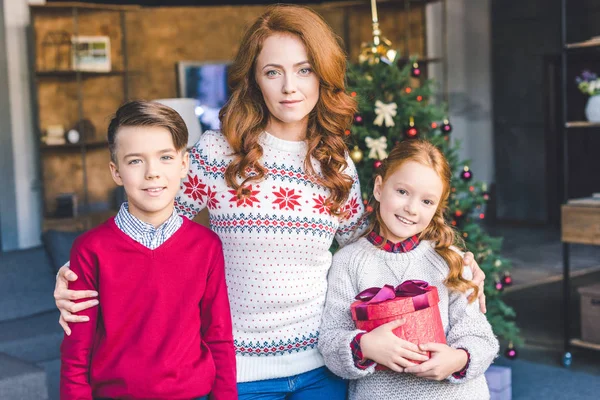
[175,130,367,382]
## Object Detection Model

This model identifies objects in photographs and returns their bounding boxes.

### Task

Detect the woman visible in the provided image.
[53,5,486,399]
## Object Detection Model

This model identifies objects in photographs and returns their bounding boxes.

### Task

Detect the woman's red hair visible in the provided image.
[367,140,479,300]
[219,4,357,215]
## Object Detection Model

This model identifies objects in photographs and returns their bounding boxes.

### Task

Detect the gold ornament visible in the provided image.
[350,146,364,163]
[359,0,398,64]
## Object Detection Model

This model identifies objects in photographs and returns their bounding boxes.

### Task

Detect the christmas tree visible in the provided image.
[345,36,521,352]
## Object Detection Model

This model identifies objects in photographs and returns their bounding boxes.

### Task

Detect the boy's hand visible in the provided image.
[360,319,429,373]
[404,343,468,381]
[463,251,486,313]
[54,265,98,335]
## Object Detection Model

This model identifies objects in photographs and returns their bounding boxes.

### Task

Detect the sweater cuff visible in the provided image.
[452,348,470,379]
[350,333,376,369]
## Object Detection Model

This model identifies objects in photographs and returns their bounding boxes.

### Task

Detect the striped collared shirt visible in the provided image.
[114,202,183,250]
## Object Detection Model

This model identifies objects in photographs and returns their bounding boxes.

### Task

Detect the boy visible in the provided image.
[60,101,237,400]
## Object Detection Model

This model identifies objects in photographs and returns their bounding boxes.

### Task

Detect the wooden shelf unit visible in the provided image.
[30,3,135,226]
[570,338,600,351]
[35,70,129,78]
[561,204,600,245]
[566,39,600,50]
[30,2,139,12]
[561,205,600,354]
[565,121,600,128]
[39,141,108,152]
[43,209,117,232]
[559,2,600,366]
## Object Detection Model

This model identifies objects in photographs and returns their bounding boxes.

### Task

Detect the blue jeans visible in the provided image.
[237,366,347,400]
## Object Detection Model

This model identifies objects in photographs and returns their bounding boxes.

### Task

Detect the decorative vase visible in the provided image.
[585,95,600,122]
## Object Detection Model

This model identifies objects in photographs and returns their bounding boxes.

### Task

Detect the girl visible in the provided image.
[52,5,487,399]
[319,139,498,400]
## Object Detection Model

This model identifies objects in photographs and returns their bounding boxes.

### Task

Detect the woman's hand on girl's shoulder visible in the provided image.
[54,265,98,335]
[462,251,486,313]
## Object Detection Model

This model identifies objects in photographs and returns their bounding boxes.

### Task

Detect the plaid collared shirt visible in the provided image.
[366,230,420,253]
[114,202,183,250]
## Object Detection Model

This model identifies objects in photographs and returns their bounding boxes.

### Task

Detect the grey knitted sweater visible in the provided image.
[319,238,499,400]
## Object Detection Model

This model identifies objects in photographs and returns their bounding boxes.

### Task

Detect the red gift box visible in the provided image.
[350,280,446,369]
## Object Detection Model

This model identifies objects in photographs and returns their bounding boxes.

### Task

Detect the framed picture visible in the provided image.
[72,36,111,72]
[176,61,230,131]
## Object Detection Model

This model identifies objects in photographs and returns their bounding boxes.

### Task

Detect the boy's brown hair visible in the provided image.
[107,101,188,163]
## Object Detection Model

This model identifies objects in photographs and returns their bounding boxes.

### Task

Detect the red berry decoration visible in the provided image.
[411,62,421,78]
[441,119,452,135]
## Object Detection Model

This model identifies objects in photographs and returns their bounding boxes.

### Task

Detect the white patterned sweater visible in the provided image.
[318,238,499,400]
[175,130,367,383]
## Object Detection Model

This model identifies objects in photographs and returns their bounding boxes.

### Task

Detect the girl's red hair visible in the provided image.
[219,5,357,215]
[368,140,479,300]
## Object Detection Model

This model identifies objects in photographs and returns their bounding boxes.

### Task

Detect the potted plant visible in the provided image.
[575,70,600,122]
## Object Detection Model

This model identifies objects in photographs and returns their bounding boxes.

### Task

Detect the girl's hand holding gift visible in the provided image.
[404,343,468,381]
[360,319,430,372]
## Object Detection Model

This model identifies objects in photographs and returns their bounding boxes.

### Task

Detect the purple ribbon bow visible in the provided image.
[354,280,433,320]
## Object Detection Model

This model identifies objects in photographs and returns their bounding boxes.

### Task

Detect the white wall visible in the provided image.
[3,0,43,249]
[426,0,494,185]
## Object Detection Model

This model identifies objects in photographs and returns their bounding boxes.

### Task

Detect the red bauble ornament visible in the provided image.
[441,119,452,135]
[461,166,473,181]
[405,127,419,138]
[495,280,504,292]
[374,160,382,169]
[483,192,490,201]
[505,343,518,360]
[404,116,419,138]
[502,273,513,286]
[411,62,421,78]
[354,115,363,125]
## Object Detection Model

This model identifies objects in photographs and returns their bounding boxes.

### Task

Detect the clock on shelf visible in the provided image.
[66,129,80,144]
